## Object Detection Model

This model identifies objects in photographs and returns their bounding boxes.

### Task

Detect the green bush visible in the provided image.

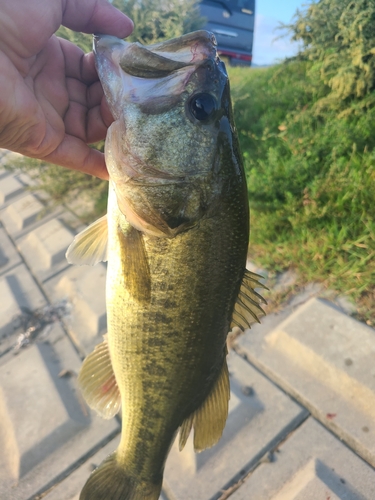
[227,0,375,318]
[287,0,375,104]
[229,56,375,316]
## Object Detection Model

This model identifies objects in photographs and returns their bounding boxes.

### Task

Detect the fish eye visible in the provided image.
[189,93,217,121]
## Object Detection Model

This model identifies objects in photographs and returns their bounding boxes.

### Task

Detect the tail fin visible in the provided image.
[79,452,162,500]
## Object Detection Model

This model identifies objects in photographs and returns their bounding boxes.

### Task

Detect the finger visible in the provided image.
[64,78,112,141]
[86,104,109,143]
[64,99,108,144]
[66,77,88,107]
[59,38,98,84]
[86,81,114,127]
[42,134,109,179]
[62,0,134,38]
[64,100,87,141]
[100,96,114,128]
[87,81,103,109]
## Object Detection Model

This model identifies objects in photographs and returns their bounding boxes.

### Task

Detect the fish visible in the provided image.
[66,30,266,500]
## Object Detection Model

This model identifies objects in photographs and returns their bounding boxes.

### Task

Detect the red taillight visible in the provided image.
[218,50,252,62]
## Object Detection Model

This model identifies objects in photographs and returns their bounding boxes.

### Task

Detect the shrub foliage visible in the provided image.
[289,0,375,102]
[230,0,375,319]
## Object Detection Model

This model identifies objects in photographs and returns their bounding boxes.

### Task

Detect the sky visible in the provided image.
[252,0,311,66]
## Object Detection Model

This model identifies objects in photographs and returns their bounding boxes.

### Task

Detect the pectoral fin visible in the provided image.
[117,223,151,303]
[179,358,230,452]
[77,336,121,419]
[231,270,267,331]
[66,215,108,266]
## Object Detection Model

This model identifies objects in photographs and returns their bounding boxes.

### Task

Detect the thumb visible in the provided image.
[62,0,134,38]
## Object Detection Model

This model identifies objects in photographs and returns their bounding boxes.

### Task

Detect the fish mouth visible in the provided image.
[94,31,217,75]
[94,32,229,237]
[93,31,219,120]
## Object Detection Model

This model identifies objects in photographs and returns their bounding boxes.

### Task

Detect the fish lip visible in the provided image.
[93,31,219,80]
[92,33,100,51]
[93,33,127,53]
[93,34,131,120]
[93,34,129,68]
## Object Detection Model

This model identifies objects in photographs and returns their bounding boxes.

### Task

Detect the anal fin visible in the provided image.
[179,358,230,453]
[77,336,121,419]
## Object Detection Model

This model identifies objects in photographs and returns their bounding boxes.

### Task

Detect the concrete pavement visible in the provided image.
[0,150,374,500]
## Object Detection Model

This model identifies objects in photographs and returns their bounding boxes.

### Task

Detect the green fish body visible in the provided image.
[66,31,265,500]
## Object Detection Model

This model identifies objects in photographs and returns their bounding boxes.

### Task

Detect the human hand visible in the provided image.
[0,0,133,179]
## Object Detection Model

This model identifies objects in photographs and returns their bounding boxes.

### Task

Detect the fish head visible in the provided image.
[94,31,240,237]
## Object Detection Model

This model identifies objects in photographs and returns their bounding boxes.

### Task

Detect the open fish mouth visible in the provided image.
[93,31,229,236]
[93,31,220,120]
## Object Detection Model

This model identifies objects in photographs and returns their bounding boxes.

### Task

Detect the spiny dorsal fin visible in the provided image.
[179,358,230,453]
[66,215,108,266]
[77,336,121,419]
[231,269,267,331]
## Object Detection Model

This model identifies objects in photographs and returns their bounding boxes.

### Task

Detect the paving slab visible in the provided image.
[231,417,375,500]
[0,264,46,354]
[0,149,23,167]
[0,226,22,276]
[0,193,46,234]
[42,436,122,500]
[1,156,374,500]
[0,188,70,247]
[0,168,11,180]
[42,434,168,500]
[162,350,308,500]
[0,175,25,206]
[44,264,107,354]
[42,350,307,500]
[17,218,73,282]
[0,323,120,500]
[236,297,375,468]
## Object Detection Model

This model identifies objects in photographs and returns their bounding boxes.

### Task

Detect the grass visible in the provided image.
[228,61,375,324]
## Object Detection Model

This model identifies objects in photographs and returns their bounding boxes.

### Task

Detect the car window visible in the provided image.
[229,0,254,12]
[201,0,254,14]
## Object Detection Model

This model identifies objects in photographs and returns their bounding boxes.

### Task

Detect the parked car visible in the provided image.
[199,0,255,66]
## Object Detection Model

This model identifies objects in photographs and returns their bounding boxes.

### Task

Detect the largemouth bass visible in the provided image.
[66,30,265,500]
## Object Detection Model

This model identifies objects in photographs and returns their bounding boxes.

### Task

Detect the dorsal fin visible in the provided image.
[66,215,108,266]
[77,336,121,419]
[179,358,230,452]
[231,270,267,331]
